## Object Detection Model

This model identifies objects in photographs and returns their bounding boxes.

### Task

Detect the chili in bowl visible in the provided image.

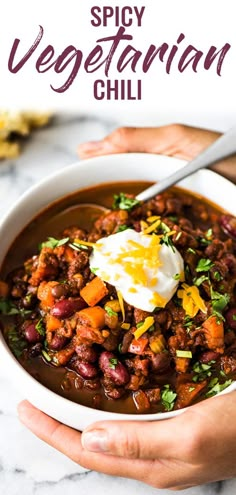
[0,153,235,429]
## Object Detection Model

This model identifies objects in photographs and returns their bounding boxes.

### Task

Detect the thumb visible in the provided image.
[78,125,178,159]
[81,416,183,460]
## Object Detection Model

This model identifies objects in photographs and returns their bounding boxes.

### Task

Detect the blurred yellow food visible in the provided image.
[0,111,52,159]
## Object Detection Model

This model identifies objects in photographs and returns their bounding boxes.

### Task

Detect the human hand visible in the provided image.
[18,391,236,490]
[78,124,236,183]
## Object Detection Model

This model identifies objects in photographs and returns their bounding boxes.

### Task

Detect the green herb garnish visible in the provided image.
[193,275,209,287]
[136,321,144,328]
[161,384,177,412]
[196,258,214,272]
[187,248,196,254]
[7,326,27,358]
[109,357,118,369]
[173,273,180,281]
[211,290,230,320]
[42,349,52,362]
[69,242,89,251]
[176,350,192,358]
[35,318,45,336]
[213,271,223,282]
[206,379,232,398]
[192,361,213,382]
[206,228,213,239]
[116,225,129,233]
[90,267,99,275]
[0,298,31,317]
[105,306,118,318]
[40,237,69,250]
[113,193,140,211]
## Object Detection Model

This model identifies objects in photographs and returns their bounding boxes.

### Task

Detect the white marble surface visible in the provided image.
[0,114,236,495]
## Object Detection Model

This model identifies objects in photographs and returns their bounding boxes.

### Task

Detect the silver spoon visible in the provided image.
[74,125,236,217]
[136,125,236,201]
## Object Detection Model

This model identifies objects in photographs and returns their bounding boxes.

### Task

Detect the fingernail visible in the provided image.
[82,429,109,453]
[78,140,104,153]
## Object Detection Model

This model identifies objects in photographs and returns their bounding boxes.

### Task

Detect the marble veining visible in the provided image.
[0,114,236,495]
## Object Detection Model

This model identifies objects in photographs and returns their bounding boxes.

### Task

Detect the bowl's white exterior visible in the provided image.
[0,153,235,430]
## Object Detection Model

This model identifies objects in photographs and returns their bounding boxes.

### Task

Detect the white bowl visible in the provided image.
[0,153,236,430]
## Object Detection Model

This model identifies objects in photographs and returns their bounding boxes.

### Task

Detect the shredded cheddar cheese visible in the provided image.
[74,239,97,248]
[143,219,161,234]
[134,316,155,339]
[147,216,161,223]
[149,291,167,308]
[121,322,131,330]
[117,290,125,321]
[177,283,207,317]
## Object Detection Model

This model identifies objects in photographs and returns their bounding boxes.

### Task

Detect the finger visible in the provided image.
[17,401,200,488]
[78,125,181,159]
[81,413,187,460]
[17,401,159,481]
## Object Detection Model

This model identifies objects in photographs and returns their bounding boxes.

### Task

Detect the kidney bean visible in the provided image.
[74,360,98,379]
[150,353,171,373]
[75,344,97,363]
[220,215,236,240]
[51,297,86,319]
[225,308,236,330]
[49,335,67,351]
[99,351,130,386]
[51,284,68,299]
[199,351,220,364]
[24,322,43,343]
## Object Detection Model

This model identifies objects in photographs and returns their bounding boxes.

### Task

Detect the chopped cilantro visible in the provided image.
[105,306,118,318]
[206,379,232,398]
[69,242,88,251]
[109,357,118,369]
[7,326,27,358]
[90,267,99,274]
[161,233,175,253]
[193,275,209,287]
[189,386,195,392]
[173,273,180,281]
[136,321,144,328]
[211,290,230,320]
[0,298,31,317]
[161,384,177,412]
[35,319,45,336]
[198,235,212,246]
[40,237,69,250]
[213,271,222,282]
[148,324,155,332]
[184,316,193,328]
[192,361,213,382]
[187,248,196,254]
[196,258,214,272]
[116,225,129,233]
[206,228,213,239]
[42,349,52,362]
[113,193,140,211]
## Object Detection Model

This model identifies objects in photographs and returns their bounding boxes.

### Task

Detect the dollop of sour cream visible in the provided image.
[90,229,184,312]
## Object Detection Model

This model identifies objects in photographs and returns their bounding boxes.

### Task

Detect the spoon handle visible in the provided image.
[136,125,236,202]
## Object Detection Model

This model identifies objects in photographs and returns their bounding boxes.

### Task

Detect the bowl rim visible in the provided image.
[0,152,236,423]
